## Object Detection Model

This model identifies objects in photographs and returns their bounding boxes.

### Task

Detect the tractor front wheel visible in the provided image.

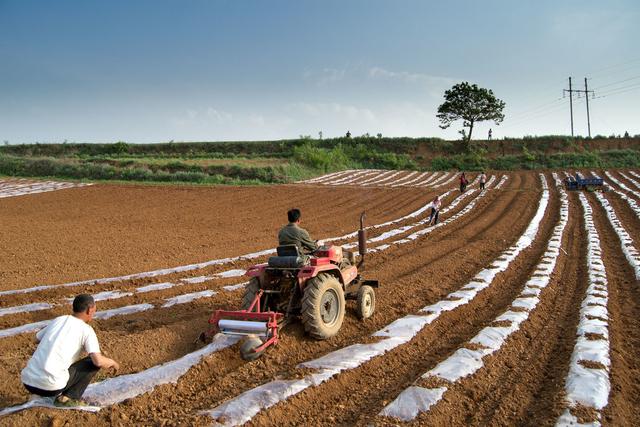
[301,274,345,340]
[356,285,376,319]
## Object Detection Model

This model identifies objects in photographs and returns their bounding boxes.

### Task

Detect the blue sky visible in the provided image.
[1,0,639,143]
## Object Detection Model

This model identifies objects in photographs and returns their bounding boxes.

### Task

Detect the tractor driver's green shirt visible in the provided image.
[278,223,318,255]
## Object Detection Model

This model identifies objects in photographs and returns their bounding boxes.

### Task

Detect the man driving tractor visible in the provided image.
[201,208,378,360]
[278,208,319,260]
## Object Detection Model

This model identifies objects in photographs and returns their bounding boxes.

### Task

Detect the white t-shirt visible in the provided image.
[21,315,100,391]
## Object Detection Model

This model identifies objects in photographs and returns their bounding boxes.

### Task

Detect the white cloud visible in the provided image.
[303,67,347,86]
[168,106,298,140]
[248,114,265,126]
[206,108,233,123]
[287,102,376,122]
[171,107,234,127]
[368,66,456,97]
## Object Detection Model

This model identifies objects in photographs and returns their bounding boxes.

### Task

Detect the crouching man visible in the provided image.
[21,294,120,407]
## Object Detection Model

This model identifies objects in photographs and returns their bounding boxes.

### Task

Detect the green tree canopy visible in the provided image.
[437,82,506,150]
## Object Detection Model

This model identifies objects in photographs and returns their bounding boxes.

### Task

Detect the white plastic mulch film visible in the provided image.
[0,304,153,339]
[200,175,546,426]
[556,192,611,426]
[0,179,91,199]
[600,171,640,221]
[0,174,459,298]
[593,183,640,280]
[0,334,238,416]
[0,303,52,317]
[0,171,510,419]
[161,290,216,308]
[381,173,566,421]
[0,174,501,335]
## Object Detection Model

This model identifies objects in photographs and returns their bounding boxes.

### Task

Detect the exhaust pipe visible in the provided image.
[358,211,367,269]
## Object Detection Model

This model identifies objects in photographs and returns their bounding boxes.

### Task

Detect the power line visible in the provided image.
[506,97,565,121]
[495,60,639,136]
[595,83,640,98]
[500,99,571,130]
[585,57,640,79]
[592,74,640,90]
[597,81,640,96]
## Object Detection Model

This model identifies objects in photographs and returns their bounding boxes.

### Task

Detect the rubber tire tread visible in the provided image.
[241,277,261,311]
[356,285,376,320]
[301,274,345,340]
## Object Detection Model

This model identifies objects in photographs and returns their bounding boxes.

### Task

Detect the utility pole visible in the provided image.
[563,77,574,137]
[585,77,592,138]
[563,77,594,137]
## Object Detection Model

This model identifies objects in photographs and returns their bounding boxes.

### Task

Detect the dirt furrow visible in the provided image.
[246,175,556,426]
[0,188,437,305]
[0,175,481,318]
[143,175,532,424]
[0,174,517,409]
[586,191,640,426]
[601,186,640,239]
[1,174,529,425]
[602,171,640,203]
[0,183,465,312]
[607,170,640,198]
[0,183,428,291]
[406,189,587,426]
[0,181,485,333]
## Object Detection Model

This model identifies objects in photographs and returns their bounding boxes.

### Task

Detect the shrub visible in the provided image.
[119,167,154,181]
[292,143,350,171]
[111,141,130,155]
[0,155,25,175]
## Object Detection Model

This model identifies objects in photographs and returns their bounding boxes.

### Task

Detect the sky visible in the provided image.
[1,0,639,143]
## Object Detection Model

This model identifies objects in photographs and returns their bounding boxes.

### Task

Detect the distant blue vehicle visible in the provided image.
[564,173,605,191]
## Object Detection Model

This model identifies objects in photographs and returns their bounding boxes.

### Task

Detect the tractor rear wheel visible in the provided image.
[356,285,375,319]
[241,278,261,311]
[301,274,345,339]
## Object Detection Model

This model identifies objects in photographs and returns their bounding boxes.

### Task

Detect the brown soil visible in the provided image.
[0,182,429,291]
[0,173,523,424]
[586,190,640,427]
[578,360,607,370]
[373,187,588,426]
[0,171,637,426]
[584,333,606,341]
[571,404,600,424]
[250,173,558,426]
[606,170,640,202]
[490,320,513,328]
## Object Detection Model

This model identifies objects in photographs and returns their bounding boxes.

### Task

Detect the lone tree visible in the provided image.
[437,82,505,150]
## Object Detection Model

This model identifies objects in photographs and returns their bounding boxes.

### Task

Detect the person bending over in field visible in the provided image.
[459,172,469,193]
[21,294,120,407]
[427,195,441,226]
[278,208,319,256]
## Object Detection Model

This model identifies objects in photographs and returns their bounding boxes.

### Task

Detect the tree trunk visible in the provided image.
[466,121,474,151]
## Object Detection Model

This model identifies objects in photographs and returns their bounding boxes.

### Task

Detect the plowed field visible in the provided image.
[0,170,638,426]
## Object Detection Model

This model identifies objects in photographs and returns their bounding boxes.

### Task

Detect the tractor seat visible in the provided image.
[268,256,306,268]
[268,244,306,268]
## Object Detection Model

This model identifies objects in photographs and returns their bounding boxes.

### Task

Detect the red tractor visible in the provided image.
[201,213,378,360]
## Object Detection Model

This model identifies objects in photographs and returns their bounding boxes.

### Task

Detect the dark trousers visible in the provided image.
[460,183,467,192]
[428,208,439,225]
[24,357,99,400]
[480,182,485,190]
